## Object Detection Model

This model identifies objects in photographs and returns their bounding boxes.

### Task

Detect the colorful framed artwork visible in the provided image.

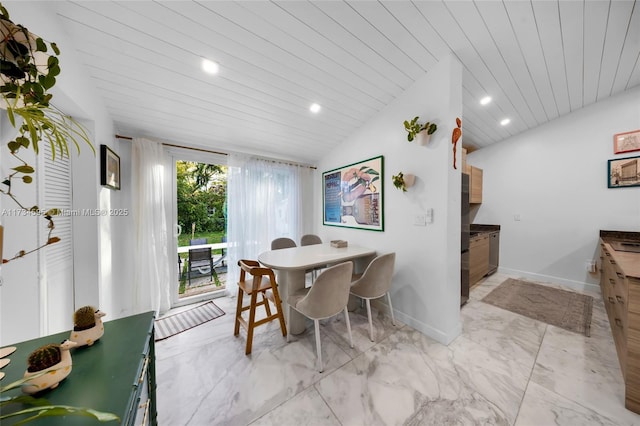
[323,155,384,231]
[100,144,121,190]
[614,129,640,154]
[608,155,640,188]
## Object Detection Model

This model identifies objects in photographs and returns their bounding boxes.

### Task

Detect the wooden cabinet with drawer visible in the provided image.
[469,166,483,204]
[599,240,640,413]
[1,311,157,425]
[470,233,489,286]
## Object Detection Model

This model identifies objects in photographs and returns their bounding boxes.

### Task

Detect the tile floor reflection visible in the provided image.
[156,273,640,425]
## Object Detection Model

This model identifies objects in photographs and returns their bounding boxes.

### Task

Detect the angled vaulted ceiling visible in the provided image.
[15,1,640,163]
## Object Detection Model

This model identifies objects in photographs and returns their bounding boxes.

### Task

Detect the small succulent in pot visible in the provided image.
[26,343,62,373]
[403,116,437,142]
[70,306,106,346]
[22,340,77,394]
[73,305,98,331]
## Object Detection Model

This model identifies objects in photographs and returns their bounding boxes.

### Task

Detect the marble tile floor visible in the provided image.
[155,273,640,425]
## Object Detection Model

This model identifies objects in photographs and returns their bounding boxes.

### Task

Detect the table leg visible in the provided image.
[275,269,307,335]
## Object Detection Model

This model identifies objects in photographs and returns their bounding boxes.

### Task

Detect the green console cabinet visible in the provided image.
[1,311,157,425]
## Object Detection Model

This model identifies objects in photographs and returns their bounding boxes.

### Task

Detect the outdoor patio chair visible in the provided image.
[188,247,214,287]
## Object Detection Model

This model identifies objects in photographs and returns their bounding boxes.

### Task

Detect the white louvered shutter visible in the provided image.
[39,142,74,334]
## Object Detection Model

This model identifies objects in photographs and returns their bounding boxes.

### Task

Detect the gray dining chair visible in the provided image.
[271,237,297,250]
[300,234,322,246]
[287,261,354,372]
[350,252,396,342]
[300,234,324,280]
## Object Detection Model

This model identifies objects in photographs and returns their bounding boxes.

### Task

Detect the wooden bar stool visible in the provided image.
[234,259,287,355]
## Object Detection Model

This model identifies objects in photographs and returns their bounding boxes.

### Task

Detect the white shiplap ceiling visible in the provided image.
[20,1,640,163]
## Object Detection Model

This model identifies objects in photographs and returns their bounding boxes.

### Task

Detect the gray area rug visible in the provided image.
[482,278,593,337]
[155,301,225,341]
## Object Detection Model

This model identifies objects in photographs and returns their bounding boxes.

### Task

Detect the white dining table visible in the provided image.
[258,243,376,334]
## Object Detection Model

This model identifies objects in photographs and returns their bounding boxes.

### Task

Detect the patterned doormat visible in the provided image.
[155,301,225,341]
[482,278,593,337]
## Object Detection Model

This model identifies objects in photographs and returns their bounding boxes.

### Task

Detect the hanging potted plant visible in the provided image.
[392,172,415,192]
[0,2,93,263]
[403,116,437,145]
[0,4,116,423]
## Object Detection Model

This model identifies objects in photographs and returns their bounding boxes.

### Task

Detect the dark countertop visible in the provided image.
[470,224,500,236]
[600,230,640,242]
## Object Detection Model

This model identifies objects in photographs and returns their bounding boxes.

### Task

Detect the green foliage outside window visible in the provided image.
[176,161,227,235]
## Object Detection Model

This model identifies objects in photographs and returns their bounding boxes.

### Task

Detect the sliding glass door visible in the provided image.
[167,147,227,308]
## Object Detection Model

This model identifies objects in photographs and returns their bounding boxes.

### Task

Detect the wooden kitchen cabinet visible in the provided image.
[469,166,483,204]
[599,239,640,414]
[469,233,489,286]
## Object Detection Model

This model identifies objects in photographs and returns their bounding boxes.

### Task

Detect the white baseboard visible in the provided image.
[497,267,601,294]
[370,298,461,345]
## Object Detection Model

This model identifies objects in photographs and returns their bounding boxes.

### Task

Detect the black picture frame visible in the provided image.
[100,144,121,190]
[322,155,384,231]
[608,155,640,188]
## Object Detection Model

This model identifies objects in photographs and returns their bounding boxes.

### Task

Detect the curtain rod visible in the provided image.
[116,134,227,156]
[115,134,317,169]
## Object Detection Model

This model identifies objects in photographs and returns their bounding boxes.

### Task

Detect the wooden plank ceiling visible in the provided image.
[29,1,640,163]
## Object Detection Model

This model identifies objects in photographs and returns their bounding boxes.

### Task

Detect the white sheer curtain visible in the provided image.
[226,154,313,290]
[132,138,172,315]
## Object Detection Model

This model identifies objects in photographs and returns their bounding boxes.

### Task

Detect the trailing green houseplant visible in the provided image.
[392,172,415,192]
[0,372,119,424]
[0,2,93,263]
[0,4,114,422]
[403,116,437,142]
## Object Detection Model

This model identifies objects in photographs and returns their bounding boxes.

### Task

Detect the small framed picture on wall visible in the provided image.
[613,129,640,154]
[100,144,121,190]
[608,155,640,188]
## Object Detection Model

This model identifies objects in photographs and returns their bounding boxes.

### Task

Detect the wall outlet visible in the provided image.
[586,260,596,273]
[514,214,521,221]
[413,214,426,226]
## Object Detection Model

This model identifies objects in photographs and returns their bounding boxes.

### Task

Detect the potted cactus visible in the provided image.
[70,306,106,347]
[21,340,77,394]
[403,116,437,145]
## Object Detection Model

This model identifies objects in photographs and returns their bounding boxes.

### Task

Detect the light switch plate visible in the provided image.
[425,208,433,223]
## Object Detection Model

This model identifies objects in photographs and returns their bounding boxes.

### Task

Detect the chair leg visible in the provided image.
[270,285,287,337]
[234,287,244,336]
[262,292,272,317]
[246,291,258,355]
[286,304,291,343]
[344,307,353,348]
[365,299,374,342]
[314,319,323,373]
[387,292,396,326]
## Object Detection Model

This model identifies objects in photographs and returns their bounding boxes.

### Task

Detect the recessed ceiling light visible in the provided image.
[500,118,510,126]
[310,103,321,113]
[201,58,219,75]
[480,96,492,105]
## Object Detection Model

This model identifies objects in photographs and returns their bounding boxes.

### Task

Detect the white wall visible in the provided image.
[0,2,135,344]
[469,86,640,292]
[316,56,464,344]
